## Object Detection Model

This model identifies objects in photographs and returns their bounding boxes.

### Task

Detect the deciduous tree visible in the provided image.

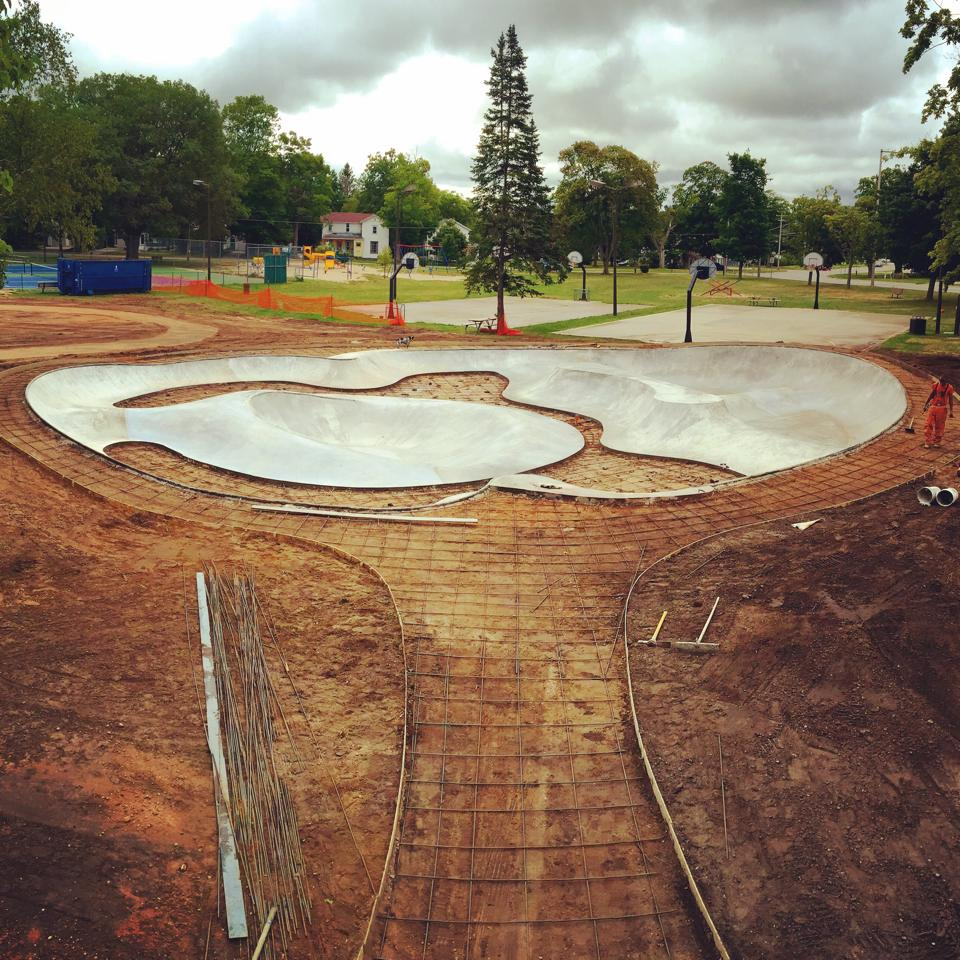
[432,220,468,267]
[0,0,74,97]
[902,0,960,120]
[648,189,676,270]
[672,160,727,257]
[788,189,843,271]
[0,86,113,251]
[0,0,75,202]
[914,117,960,285]
[718,152,771,279]
[379,155,442,249]
[76,74,235,258]
[554,140,658,273]
[826,205,882,287]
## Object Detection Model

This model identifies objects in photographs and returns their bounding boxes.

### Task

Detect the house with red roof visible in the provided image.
[320,212,385,259]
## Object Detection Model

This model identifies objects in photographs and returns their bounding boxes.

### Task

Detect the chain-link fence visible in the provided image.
[142,237,306,261]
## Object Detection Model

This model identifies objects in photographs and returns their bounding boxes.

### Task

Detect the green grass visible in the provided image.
[10,256,959,354]
[880,329,960,353]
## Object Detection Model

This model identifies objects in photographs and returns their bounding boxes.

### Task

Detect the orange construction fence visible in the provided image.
[153,278,403,325]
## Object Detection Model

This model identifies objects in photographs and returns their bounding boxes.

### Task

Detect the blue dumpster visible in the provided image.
[57,258,152,295]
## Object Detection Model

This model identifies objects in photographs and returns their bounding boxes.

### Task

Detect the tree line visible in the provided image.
[1,0,959,299]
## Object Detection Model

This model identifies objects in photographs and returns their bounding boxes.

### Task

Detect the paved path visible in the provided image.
[386,297,642,329]
[767,269,927,291]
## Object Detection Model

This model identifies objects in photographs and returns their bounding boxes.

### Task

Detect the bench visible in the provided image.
[890,287,905,299]
[465,317,498,333]
[37,281,57,293]
[748,296,780,307]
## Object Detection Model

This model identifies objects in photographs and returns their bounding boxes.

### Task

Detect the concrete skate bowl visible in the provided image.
[25,346,907,497]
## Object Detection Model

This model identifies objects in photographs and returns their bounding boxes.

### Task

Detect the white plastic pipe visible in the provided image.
[918,486,941,506]
[936,487,958,507]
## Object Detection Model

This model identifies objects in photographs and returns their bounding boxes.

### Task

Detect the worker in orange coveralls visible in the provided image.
[922,374,955,448]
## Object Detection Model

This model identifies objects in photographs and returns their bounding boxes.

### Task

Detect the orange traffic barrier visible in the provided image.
[153,279,387,324]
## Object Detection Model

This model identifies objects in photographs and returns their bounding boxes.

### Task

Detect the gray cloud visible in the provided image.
[60,0,949,200]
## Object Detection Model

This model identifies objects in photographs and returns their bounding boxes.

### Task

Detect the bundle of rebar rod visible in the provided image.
[203,564,312,958]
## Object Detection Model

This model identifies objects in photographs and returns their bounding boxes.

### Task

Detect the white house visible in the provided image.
[320,212,384,258]
[434,218,470,242]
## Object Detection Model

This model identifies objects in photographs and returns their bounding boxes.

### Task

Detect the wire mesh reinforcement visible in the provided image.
[203,565,313,958]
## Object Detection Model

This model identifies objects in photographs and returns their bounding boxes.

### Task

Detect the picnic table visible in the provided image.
[747,296,780,307]
[890,288,905,299]
[465,317,498,333]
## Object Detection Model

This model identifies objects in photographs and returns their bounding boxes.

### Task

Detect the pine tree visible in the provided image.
[467,25,561,333]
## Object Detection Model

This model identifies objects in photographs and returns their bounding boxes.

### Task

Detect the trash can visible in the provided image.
[909,315,927,335]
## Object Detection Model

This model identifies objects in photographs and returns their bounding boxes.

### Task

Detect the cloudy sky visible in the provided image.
[34,0,958,199]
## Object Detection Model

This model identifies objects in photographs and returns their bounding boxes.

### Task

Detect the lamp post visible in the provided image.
[589,178,640,317]
[389,183,416,319]
[192,179,212,283]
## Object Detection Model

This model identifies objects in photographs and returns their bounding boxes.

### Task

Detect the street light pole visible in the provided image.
[192,179,212,283]
[612,196,619,317]
[589,177,639,317]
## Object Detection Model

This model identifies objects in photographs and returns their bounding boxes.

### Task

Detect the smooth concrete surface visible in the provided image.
[562,305,909,346]
[26,346,906,490]
[124,392,583,487]
[341,296,643,328]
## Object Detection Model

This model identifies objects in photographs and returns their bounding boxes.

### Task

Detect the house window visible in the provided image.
[370,241,378,255]
[372,224,377,234]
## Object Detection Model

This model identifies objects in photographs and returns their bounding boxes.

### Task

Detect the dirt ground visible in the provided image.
[0,439,405,959]
[1,293,957,960]
[626,473,960,960]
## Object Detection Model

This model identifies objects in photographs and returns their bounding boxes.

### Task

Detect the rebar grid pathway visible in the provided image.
[357,509,696,960]
[0,342,950,960]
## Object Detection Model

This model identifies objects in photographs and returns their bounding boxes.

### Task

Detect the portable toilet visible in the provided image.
[263,254,287,285]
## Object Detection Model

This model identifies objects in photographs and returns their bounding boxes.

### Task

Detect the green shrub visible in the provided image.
[0,238,11,289]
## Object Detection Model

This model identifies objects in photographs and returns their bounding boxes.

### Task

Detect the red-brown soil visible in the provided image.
[0,293,957,960]
[627,471,960,960]
[0,439,405,959]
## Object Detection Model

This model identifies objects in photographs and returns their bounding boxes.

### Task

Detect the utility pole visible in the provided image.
[876,148,894,209]
[589,177,640,317]
[870,149,894,286]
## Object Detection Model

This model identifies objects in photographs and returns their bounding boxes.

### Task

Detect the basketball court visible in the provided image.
[560,304,909,346]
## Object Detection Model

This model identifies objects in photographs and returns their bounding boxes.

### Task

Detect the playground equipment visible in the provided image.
[705,279,739,296]
[302,246,340,273]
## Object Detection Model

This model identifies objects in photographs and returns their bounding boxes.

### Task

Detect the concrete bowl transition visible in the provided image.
[25,346,907,494]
